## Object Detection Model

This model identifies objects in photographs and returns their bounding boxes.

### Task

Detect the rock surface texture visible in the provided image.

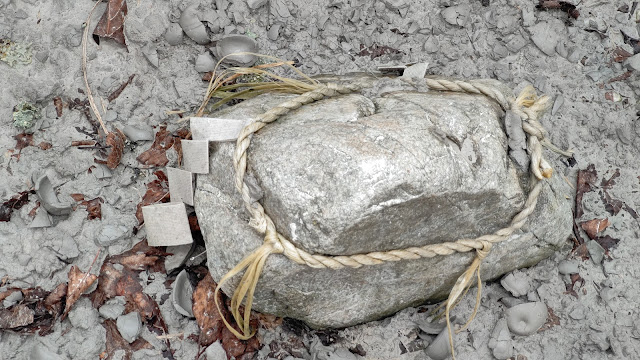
[195,75,573,328]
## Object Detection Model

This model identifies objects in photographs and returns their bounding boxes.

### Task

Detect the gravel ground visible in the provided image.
[1,0,640,359]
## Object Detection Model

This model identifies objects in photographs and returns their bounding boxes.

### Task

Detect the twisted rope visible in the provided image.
[214,77,567,350]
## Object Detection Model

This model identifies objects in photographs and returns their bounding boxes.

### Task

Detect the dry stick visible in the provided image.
[82,0,108,136]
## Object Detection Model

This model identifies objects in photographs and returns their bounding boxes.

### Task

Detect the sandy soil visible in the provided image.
[1,0,639,359]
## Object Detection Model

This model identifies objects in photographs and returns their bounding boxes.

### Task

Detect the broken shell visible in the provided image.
[172,269,194,317]
[116,311,142,343]
[425,327,453,360]
[214,35,257,66]
[505,302,547,336]
[179,6,210,44]
[34,174,73,216]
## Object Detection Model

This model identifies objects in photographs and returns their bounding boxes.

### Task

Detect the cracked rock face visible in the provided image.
[195,75,573,328]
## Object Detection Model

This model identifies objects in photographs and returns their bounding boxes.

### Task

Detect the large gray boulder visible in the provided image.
[194,75,573,328]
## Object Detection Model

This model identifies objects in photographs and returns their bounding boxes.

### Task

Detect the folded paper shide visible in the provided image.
[193,65,573,358]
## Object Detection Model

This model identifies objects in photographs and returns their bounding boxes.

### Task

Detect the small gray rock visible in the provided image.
[500,272,531,297]
[441,5,470,27]
[529,20,564,56]
[551,95,564,116]
[99,300,125,320]
[586,240,606,264]
[505,35,527,53]
[205,341,226,359]
[30,344,66,360]
[195,53,216,73]
[123,125,154,142]
[179,6,210,44]
[488,318,513,360]
[625,53,640,71]
[165,244,194,273]
[117,312,142,343]
[267,23,281,41]
[557,260,578,275]
[425,327,453,360]
[165,23,184,46]
[247,0,268,10]
[505,302,547,336]
[423,36,439,53]
[2,291,23,308]
[96,224,130,247]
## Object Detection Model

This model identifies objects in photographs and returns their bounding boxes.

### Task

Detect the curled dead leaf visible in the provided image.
[580,218,610,240]
[53,96,64,117]
[62,265,98,320]
[135,170,169,225]
[93,0,128,49]
[136,127,174,167]
[0,304,34,329]
[193,272,225,346]
[104,128,126,170]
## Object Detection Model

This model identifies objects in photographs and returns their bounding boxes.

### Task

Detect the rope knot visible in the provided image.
[476,241,492,261]
[265,229,284,254]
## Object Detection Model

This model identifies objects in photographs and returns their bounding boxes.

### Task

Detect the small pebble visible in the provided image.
[557,260,578,275]
[267,23,281,41]
[586,240,606,264]
[165,23,184,45]
[247,0,268,9]
[501,272,530,297]
[122,125,154,142]
[505,302,547,336]
[205,341,226,359]
[117,312,142,343]
[2,291,23,308]
[488,318,513,360]
[195,53,216,73]
[425,327,452,360]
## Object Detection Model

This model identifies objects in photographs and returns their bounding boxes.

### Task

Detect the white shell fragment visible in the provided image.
[142,202,193,246]
[195,52,216,73]
[116,311,142,343]
[179,6,210,44]
[425,327,453,360]
[190,117,248,142]
[172,269,194,317]
[34,174,73,216]
[180,140,209,174]
[214,35,257,66]
[167,167,194,206]
[505,302,548,336]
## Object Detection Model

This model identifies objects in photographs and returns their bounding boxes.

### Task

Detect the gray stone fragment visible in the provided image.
[247,0,268,10]
[195,53,216,73]
[625,53,640,71]
[557,260,578,275]
[505,35,527,53]
[552,95,564,116]
[195,74,573,328]
[164,23,184,45]
[267,23,281,41]
[30,344,66,360]
[425,327,453,360]
[165,244,194,273]
[488,318,513,360]
[501,272,531,297]
[441,5,470,27]
[99,297,126,319]
[123,125,154,142]
[586,240,606,264]
[2,290,22,308]
[117,312,142,343]
[96,224,130,247]
[205,341,226,359]
[504,110,529,171]
[529,20,564,56]
[423,36,439,53]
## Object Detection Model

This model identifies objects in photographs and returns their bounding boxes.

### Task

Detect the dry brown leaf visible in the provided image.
[44,283,67,317]
[580,218,610,240]
[575,164,597,219]
[62,265,98,320]
[93,0,128,49]
[135,170,170,225]
[136,127,174,167]
[104,128,126,169]
[118,253,160,271]
[193,272,225,346]
[91,262,124,308]
[0,304,34,329]
[38,142,53,150]
[0,191,31,222]
[103,318,152,360]
[53,96,63,117]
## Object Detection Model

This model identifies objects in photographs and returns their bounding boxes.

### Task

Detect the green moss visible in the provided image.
[0,39,32,67]
[12,101,40,130]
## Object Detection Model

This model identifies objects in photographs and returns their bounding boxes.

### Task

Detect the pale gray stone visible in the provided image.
[117,312,142,343]
[529,20,564,56]
[506,302,547,336]
[195,74,573,328]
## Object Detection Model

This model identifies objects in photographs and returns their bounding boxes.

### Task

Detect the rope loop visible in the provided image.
[212,75,573,358]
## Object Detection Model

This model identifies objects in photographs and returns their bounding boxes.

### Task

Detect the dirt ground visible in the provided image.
[1,0,640,359]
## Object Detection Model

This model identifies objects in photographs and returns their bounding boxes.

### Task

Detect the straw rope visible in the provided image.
[213,77,570,359]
